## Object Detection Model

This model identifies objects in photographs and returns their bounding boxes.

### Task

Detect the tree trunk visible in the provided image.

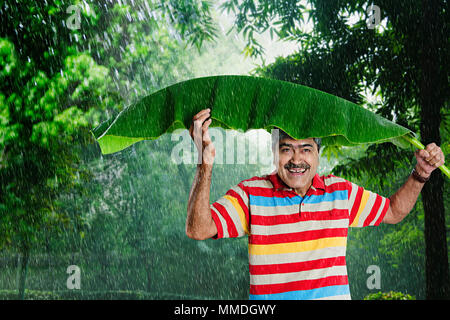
[420,0,449,300]
[18,249,30,300]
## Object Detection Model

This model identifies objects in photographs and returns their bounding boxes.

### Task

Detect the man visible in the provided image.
[185,108,445,300]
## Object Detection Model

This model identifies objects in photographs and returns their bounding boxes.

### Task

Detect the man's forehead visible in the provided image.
[279,137,316,146]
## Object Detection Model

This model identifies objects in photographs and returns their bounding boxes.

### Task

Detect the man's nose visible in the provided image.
[290,149,306,164]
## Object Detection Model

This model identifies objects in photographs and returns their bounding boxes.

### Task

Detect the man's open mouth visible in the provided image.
[287,168,307,174]
[285,163,310,176]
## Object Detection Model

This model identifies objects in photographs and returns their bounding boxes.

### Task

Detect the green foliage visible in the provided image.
[83,0,204,105]
[0,129,272,299]
[0,289,194,300]
[157,0,217,50]
[0,0,219,299]
[333,143,414,189]
[0,0,218,242]
[0,37,114,252]
[364,291,415,300]
[220,0,309,57]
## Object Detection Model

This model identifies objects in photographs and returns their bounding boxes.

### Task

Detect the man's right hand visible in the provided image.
[189,108,215,165]
[186,108,218,240]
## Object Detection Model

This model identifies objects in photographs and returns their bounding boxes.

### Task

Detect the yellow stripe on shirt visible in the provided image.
[224,195,249,235]
[350,190,370,227]
[248,237,347,256]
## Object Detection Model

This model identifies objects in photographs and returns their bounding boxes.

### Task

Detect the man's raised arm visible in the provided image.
[186,108,218,240]
[382,143,445,224]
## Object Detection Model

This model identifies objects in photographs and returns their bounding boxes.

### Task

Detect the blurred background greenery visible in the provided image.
[0,0,448,300]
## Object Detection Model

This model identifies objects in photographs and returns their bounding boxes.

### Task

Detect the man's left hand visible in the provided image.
[414,143,445,179]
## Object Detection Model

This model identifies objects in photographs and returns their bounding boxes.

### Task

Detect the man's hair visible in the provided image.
[271,127,321,152]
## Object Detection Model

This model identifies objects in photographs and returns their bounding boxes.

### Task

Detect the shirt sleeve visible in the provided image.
[347,182,390,227]
[210,183,250,239]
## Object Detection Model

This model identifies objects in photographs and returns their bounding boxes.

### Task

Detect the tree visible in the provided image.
[222,0,449,299]
[0,38,114,299]
[0,0,217,299]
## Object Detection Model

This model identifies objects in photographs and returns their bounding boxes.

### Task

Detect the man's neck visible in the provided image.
[294,181,312,197]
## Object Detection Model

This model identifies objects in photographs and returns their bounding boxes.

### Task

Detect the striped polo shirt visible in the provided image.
[210,172,390,300]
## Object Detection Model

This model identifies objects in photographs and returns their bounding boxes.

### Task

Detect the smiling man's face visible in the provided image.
[274,137,320,197]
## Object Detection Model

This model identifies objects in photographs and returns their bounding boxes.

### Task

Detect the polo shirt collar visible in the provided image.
[268,171,325,192]
[311,173,325,191]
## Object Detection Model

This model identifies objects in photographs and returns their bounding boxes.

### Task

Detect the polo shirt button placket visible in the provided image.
[299,195,309,218]
[299,197,304,217]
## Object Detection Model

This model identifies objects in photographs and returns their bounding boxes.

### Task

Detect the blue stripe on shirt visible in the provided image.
[249,190,348,207]
[249,284,350,300]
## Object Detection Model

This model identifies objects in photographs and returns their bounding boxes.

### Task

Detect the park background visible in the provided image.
[0,0,448,300]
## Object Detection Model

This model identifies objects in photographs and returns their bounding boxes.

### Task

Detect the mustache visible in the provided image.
[284,162,311,170]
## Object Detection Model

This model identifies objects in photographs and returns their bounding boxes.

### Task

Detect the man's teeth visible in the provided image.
[288,168,307,173]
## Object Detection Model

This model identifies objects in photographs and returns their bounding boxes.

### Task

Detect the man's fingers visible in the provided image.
[202,119,213,143]
[417,149,429,159]
[425,148,439,162]
[189,109,213,149]
[193,111,211,129]
[424,142,437,153]
[190,109,210,137]
[418,143,445,167]
[193,108,211,121]
[202,118,212,132]
[430,153,445,167]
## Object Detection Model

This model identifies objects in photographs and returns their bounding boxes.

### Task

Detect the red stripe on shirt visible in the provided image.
[244,176,269,182]
[249,256,347,275]
[252,214,300,226]
[323,181,349,193]
[249,228,348,245]
[210,209,223,239]
[212,202,238,238]
[349,186,363,226]
[249,275,349,295]
[252,209,349,226]
[363,194,382,227]
[374,197,390,226]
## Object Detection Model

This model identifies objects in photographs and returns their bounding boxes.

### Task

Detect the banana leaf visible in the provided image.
[91,75,449,178]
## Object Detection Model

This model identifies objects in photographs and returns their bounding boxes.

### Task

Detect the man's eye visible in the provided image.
[281,148,291,153]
